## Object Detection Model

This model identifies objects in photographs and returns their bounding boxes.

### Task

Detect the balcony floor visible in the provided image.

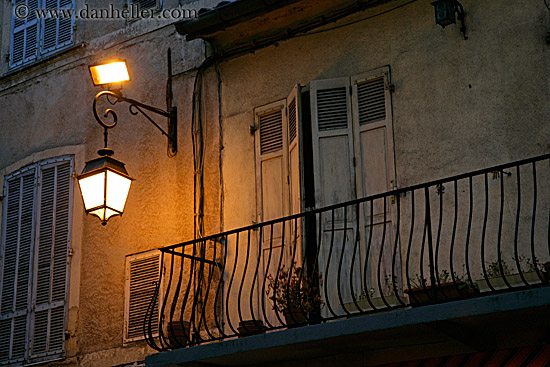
[146,287,550,366]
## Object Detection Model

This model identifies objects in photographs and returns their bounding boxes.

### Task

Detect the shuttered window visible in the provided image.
[288,97,297,143]
[9,0,75,69]
[124,251,161,342]
[357,77,386,125]
[259,110,284,155]
[316,87,349,131]
[0,156,73,365]
[129,0,161,9]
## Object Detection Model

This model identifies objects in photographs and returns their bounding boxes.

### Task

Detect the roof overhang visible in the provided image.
[175,0,393,58]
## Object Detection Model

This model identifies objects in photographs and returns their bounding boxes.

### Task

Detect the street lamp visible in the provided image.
[431,0,467,40]
[77,151,133,225]
[89,61,131,85]
[77,49,177,225]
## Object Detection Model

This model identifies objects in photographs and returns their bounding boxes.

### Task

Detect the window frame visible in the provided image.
[124,249,162,343]
[9,0,76,69]
[0,155,74,365]
[126,0,163,13]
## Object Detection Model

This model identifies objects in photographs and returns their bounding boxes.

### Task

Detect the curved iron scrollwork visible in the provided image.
[92,89,178,156]
[91,48,177,155]
[93,90,122,129]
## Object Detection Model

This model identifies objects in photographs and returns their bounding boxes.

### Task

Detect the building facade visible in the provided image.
[0,0,549,366]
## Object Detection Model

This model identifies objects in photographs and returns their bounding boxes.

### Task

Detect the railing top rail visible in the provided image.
[158,153,550,253]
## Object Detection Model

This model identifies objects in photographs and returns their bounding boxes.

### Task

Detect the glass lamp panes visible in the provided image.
[431,0,456,28]
[77,156,133,225]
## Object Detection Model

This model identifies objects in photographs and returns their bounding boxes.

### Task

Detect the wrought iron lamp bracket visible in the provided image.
[455,0,467,40]
[91,49,177,156]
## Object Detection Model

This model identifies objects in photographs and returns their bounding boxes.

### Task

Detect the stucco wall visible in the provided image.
[0,0,221,365]
[220,0,550,232]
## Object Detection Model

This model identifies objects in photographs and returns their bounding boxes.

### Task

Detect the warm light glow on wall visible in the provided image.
[89,61,130,86]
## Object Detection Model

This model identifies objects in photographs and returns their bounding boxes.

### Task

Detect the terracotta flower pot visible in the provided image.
[282,307,307,327]
[238,320,267,337]
[167,320,191,348]
[404,281,475,306]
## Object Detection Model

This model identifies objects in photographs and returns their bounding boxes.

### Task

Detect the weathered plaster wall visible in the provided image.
[0,0,221,365]
[220,0,550,232]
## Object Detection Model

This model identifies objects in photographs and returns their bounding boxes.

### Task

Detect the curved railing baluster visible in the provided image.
[377,196,390,307]
[531,162,544,282]
[481,173,494,291]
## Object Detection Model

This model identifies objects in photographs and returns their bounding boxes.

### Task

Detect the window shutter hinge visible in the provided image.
[68,248,74,257]
[386,83,395,93]
[250,125,258,134]
[0,194,4,201]
[4,53,9,62]
[349,86,352,95]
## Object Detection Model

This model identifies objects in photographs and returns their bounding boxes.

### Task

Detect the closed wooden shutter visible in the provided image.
[10,0,39,67]
[351,69,395,201]
[10,0,74,68]
[125,251,161,342]
[254,101,289,326]
[0,168,36,364]
[310,77,358,315]
[0,157,73,365]
[255,102,289,227]
[41,0,74,57]
[29,160,72,361]
[310,77,356,209]
[351,68,397,298]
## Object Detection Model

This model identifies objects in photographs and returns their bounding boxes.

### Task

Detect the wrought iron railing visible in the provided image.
[145,154,550,351]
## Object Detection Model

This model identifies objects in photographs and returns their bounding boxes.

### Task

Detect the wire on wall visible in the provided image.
[190,55,215,340]
[192,58,213,240]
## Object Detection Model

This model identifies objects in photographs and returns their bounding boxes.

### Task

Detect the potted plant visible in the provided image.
[344,276,403,313]
[404,270,476,306]
[476,256,546,291]
[266,263,323,327]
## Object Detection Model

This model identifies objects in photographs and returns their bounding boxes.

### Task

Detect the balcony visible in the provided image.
[144,154,550,364]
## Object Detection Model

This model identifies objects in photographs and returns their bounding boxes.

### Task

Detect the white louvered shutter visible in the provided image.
[310,77,359,315]
[351,69,397,297]
[10,0,39,67]
[41,0,75,57]
[255,102,290,230]
[286,86,303,264]
[0,168,37,364]
[310,77,356,209]
[254,101,290,326]
[351,69,395,201]
[287,86,302,217]
[125,251,161,342]
[29,159,72,362]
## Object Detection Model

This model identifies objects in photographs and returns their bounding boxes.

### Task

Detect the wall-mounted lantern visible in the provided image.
[431,0,467,40]
[77,50,177,225]
[77,151,133,225]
